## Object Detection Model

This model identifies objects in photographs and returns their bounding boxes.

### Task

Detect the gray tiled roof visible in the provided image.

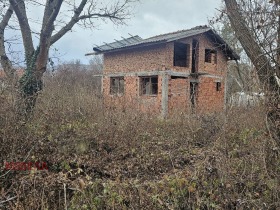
[92,26,210,52]
[93,35,143,52]
[87,26,239,60]
[137,26,211,43]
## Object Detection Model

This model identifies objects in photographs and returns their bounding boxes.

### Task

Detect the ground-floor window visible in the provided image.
[140,76,158,95]
[110,77,124,95]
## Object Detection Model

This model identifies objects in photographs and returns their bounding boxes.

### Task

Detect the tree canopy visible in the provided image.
[0,0,137,115]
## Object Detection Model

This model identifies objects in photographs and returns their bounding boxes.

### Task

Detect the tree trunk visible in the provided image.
[224,0,280,144]
[4,0,136,118]
[16,47,42,118]
[18,72,43,118]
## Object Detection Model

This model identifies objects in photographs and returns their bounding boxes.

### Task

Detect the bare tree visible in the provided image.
[223,0,280,144]
[210,7,261,99]
[0,0,137,116]
[89,55,103,74]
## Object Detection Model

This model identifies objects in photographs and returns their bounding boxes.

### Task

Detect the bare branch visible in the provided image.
[9,0,35,63]
[42,0,63,36]
[50,0,88,45]
[50,0,136,45]
[35,1,64,75]
[0,196,17,205]
[0,5,13,30]
[0,5,15,80]
[0,0,138,114]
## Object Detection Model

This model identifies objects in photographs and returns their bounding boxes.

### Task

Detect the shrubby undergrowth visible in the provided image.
[0,69,279,209]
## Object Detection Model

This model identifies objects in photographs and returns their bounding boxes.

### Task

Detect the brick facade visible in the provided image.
[89,28,236,116]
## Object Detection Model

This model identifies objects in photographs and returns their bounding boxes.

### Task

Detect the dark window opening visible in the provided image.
[110,77,124,95]
[174,42,190,67]
[140,76,158,95]
[190,82,198,107]
[171,76,186,79]
[192,39,199,73]
[216,82,222,91]
[205,49,217,64]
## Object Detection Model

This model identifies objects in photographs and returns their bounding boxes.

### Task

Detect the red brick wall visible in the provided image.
[197,77,225,112]
[102,33,229,115]
[104,45,168,73]
[168,77,190,113]
[164,35,228,76]
[198,34,228,76]
[103,75,164,114]
[103,75,226,114]
[104,35,227,75]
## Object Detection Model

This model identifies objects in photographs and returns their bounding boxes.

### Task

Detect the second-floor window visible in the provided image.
[140,76,158,95]
[110,77,124,95]
[205,49,217,64]
[174,42,190,67]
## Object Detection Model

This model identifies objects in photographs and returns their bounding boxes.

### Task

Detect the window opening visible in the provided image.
[174,42,190,67]
[205,49,217,64]
[140,76,158,95]
[192,39,199,73]
[110,77,124,95]
[216,82,222,91]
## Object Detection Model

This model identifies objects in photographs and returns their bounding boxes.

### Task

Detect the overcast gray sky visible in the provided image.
[5,0,223,65]
[49,0,223,64]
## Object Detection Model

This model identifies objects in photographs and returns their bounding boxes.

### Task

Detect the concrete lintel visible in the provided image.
[105,70,190,78]
[105,70,170,77]
[199,74,223,79]
[93,70,223,79]
[169,72,189,78]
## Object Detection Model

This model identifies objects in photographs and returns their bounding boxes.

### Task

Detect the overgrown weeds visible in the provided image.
[0,69,279,209]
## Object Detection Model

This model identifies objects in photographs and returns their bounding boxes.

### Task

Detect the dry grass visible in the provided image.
[0,69,279,209]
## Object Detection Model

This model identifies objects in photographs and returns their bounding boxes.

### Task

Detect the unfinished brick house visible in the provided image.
[86,26,239,116]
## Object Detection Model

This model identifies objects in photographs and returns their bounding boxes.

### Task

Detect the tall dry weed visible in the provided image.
[0,68,279,209]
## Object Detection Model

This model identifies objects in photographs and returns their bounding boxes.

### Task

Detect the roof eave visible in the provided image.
[87,40,167,55]
[167,28,212,42]
[206,30,240,60]
[85,28,240,60]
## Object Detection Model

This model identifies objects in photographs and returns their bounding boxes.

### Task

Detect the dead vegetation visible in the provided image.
[0,68,279,210]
